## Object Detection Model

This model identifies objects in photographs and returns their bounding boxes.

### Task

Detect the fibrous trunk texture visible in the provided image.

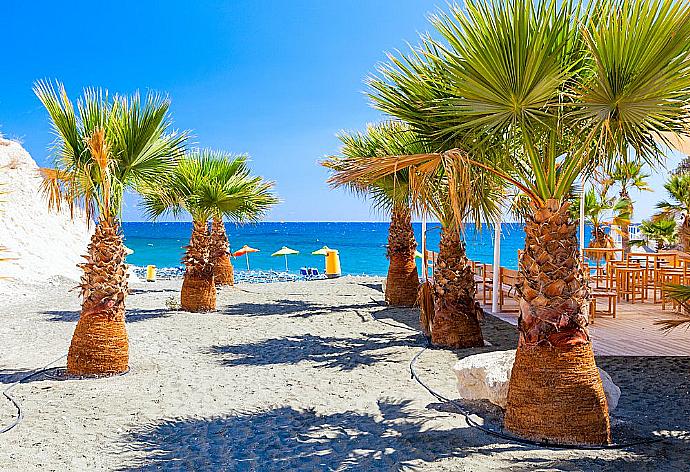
[181,220,216,312]
[620,189,630,256]
[385,205,419,306]
[67,220,129,376]
[505,199,610,445]
[429,227,484,348]
[620,224,630,257]
[211,218,234,286]
[680,216,690,253]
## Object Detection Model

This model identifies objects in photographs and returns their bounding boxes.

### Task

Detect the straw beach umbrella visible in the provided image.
[272,246,299,271]
[311,246,331,255]
[234,245,260,270]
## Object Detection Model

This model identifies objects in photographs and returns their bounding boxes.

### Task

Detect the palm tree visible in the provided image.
[605,160,651,254]
[572,187,630,261]
[345,0,690,445]
[323,122,420,307]
[656,174,690,251]
[635,218,678,250]
[35,80,186,376]
[327,123,502,347]
[142,150,277,312]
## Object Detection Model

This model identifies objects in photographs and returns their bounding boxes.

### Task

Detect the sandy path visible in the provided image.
[0,276,687,471]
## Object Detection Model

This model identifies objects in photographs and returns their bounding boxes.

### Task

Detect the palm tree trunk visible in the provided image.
[679,215,690,253]
[430,227,484,348]
[385,205,419,306]
[181,220,216,312]
[620,188,631,256]
[67,220,129,376]
[505,199,610,445]
[211,217,234,286]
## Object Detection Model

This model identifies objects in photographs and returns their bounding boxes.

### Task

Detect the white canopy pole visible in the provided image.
[491,219,501,313]
[579,181,586,257]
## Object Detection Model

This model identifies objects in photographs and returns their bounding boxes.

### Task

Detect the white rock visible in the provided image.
[597,366,621,411]
[452,349,620,411]
[0,138,92,295]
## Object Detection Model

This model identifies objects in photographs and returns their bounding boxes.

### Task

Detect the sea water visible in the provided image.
[122,222,594,276]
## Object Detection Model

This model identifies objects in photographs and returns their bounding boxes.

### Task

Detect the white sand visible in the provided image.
[0,139,91,299]
[0,276,687,471]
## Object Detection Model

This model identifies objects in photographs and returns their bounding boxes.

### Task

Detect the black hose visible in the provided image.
[365,297,662,450]
[0,356,129,435]
[0,355,67,434]
[409,345,662,450]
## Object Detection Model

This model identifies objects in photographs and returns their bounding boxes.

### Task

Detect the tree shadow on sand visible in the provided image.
[0,368,43,384]
[42,308,171,323]
[208,332,424,371]
[116,399,515,471]
[219,299,381,319]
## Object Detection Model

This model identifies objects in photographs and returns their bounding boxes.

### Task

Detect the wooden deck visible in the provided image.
[483,298,690,357]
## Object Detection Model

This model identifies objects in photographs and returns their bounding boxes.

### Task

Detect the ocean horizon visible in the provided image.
[122,222,596,276]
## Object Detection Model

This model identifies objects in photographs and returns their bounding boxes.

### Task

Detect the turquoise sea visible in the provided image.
[122,222,595,276]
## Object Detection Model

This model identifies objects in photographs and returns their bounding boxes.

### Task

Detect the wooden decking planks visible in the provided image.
[482,300,690,357]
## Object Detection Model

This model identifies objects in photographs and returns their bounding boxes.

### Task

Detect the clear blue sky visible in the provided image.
[0,0,443,222]
[0,1,682,222]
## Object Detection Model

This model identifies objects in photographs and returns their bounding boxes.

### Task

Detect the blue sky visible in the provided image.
[0,0,683,222]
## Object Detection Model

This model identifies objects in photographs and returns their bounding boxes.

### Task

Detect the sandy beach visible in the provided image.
[0,276,688,471]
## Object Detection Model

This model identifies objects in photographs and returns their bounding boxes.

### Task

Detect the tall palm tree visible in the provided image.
[605,160,651,254]
[324,122,420,307]
[342,0,690,445]
[35,80,186,376]
[142,150,277,312]
[656,174,690,251]
[328,124,503,347]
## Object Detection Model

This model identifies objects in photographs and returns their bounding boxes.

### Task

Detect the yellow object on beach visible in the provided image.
[325,249,341,278]
[146,265,156,282]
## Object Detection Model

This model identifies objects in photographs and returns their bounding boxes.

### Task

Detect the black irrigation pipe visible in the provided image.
[0,356,129,435]
[367,297,663,450]
[0,355,67,434]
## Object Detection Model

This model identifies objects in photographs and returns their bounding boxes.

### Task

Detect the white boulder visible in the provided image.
[453,349,620,411]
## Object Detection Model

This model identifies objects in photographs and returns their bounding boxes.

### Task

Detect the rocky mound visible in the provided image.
[0,138,91,294]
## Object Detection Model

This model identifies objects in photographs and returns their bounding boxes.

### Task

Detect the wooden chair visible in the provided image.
[615,264,645,303]
[590,290,617,323]
[481,263,494,305]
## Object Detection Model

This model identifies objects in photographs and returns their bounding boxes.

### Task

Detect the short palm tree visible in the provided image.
[605,160,651,254]
[35,80,186,376]
[323,122,420,307]
[142,150,277,312]
[327,124,503,347]
[351,0,690,445]
[656,174,690,251]
[636,218,678,250]
[572,187,630,261]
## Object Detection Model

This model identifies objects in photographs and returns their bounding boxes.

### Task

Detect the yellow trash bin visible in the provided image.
[146,265,157,282]
[325,250,341,278]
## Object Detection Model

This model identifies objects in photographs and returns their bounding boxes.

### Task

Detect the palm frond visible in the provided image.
[140,148,278,224]
[655,284,690,332]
